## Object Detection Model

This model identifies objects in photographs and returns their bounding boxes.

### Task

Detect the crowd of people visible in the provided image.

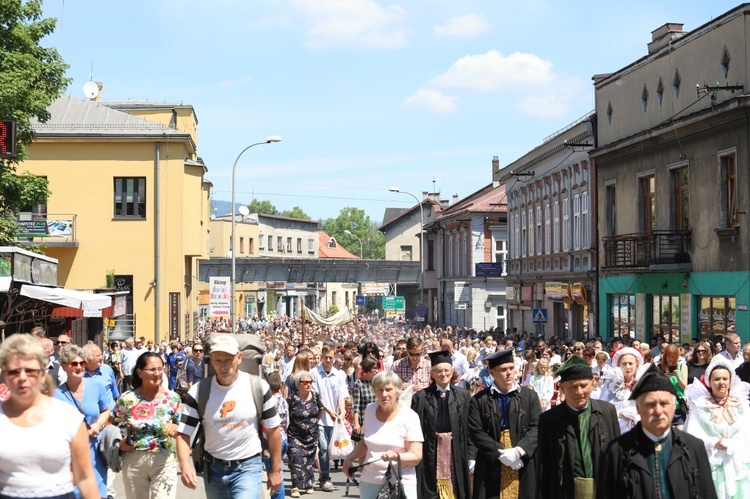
[2,316,750,498]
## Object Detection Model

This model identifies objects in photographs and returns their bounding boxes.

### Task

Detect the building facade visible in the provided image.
[593,7,750,342]
[501,117,597,340]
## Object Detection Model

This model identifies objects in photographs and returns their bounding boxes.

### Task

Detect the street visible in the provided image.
[111,462,360,498]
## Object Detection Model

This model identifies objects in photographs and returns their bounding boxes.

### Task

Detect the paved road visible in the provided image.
[111,462,361,498]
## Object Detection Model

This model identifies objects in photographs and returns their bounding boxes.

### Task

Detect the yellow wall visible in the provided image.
[23,128,208,342]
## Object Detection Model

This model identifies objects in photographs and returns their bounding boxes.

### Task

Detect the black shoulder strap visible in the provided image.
[249,373,264,437]
[197,375,213,423]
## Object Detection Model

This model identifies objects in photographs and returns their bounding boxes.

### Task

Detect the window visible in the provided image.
[277,236,283,252]
[699,296,736,339]
[239,237,245,254]
[401,245,412,261]
[641,84,649,111]
[652,294,680,342]
[562,197,570,251]
[656,78,664,105]
[332,291,337,306]
[544,203,551,255]
[553,200,560,252]
[259,233,265,250]
[640,174,655,232]
[581,191,589,247]
[528,207,534,257]
[721,47,731,78]
[297,238,302,253]
[672,69,681,97]
[268,235,273,251]
[427,239,435,270]
[514,212,520,258]
[308,238,315,253]
[605,183,616,236]
[286,237,292,253]
[495,239,507,275]
[521,210,527,257]
[673,166,690,231]
[536,206,543,255]
[721,152,738,228]
[114,177,146,218]
[573,194,581,249]
[611,294,636,338]
[248,238,254,254]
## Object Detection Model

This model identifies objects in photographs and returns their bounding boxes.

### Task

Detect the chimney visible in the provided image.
[648,23,685,54]
[452,194,459,205]
[492,156,500,172]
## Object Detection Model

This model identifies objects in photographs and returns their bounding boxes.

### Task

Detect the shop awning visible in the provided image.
[20,284,112,311]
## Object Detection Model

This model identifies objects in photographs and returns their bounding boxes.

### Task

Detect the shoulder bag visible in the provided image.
[376,454,407,499]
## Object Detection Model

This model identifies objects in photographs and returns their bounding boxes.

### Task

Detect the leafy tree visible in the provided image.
[0,0,69,244]
[322,207,385,259]
[281,206,310,220]
[247,199,279,216]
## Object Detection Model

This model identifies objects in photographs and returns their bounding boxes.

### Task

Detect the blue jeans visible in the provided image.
[263,438,288,499]
[204,454,264,499]
[318,425,334,484]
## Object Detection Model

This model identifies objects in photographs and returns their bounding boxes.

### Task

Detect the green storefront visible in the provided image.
[598,271,750,343]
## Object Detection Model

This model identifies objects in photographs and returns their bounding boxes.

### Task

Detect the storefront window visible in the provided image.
[611,294,635,338]
[652,294,680,342]
[699,296,736,340]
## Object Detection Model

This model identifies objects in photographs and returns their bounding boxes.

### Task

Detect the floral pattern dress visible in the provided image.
[287,392,323,490]
[113,389,181,454]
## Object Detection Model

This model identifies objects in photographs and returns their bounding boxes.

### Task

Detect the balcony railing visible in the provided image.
[603,230,691,269]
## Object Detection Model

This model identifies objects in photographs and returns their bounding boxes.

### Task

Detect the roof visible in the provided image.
[432,183,507,223]
[31,95,191,140]
[318,231,359,259]
[378,198,442,231]
[381,207,408,226]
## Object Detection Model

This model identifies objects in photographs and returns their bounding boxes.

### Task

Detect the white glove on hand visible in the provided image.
[468,460,476,474]
[510,453,524,470]
[498,449,516,467]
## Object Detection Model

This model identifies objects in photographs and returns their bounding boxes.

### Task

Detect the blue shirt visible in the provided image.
[84,363,120,408]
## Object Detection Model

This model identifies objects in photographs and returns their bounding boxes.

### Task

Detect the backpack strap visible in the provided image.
[196,375,213,424]
[249,373,264,438]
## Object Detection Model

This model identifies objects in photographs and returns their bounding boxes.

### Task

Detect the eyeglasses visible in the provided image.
[433,369,452,375]
[4,368,42,377]
[57,341,70,346]
[408,352,422,358]
[695,349,707,354]
[194,349,204,353]
[298,380,312,385]
[68,361,86,368]
[140,367,164,374]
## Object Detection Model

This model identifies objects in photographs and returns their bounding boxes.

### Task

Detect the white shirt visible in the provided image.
[311,364,349,427]
[720,350,744,369]
[451,351,470,378]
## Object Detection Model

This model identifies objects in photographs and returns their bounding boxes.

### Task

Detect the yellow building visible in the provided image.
[17,95,211,343]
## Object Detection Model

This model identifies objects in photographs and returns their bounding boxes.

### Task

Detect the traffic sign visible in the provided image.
[416,303,427,317]
[532,308,548,324]
[355,295,366,306]
[382,296,405,309]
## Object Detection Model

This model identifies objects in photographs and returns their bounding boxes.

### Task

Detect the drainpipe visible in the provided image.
[154,143,161,343]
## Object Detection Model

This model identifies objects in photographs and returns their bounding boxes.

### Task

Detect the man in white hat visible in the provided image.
[176,334,283,497]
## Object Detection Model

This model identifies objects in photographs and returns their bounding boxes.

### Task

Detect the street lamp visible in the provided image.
[231,136,281,332]
[389,187,424,305]
[344,229,363,259]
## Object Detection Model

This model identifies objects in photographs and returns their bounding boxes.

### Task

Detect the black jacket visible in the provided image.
[411,384,474,499]
[597,424,717,499]
[536,399,619,499]
[468,385,540,499]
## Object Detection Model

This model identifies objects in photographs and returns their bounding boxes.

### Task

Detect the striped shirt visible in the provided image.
[177,372,280,460]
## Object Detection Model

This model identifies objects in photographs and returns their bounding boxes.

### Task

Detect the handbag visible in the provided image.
[376,454,407,499]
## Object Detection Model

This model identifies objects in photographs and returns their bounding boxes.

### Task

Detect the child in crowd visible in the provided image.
[265,372,288,499]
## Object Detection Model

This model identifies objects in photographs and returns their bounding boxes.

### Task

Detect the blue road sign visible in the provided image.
[356,295,366,306]
[532,308,548,324]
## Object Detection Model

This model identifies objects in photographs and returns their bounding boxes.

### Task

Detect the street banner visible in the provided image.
[209,276,231,317]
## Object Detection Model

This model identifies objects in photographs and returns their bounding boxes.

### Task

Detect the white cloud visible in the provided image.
[429,50,555,91]
[402,89,459,115]
[433,14,489,37]
[515,77,590,118]
[292,0,408,49]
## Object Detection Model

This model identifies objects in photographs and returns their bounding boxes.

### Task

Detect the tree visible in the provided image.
[0,0,70,244]
[281,206,310,220]
[247,199,279,215]
[322,207,385,260]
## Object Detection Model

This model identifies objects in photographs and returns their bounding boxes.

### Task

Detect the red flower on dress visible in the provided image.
[130,402,155,420]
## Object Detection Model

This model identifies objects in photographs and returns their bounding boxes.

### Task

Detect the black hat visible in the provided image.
[428,350,452,367]
[629,363,677,400]
[556,355,593,382]
[486,349,514,369]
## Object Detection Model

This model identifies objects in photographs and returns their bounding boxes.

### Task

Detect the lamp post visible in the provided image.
[231,136,281,332]
[344,229,363,259]
[389,187,424,306]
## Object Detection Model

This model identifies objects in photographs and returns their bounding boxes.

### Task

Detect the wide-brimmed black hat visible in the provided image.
[629,363,677,400]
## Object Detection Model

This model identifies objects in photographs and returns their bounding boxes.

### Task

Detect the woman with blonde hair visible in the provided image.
[285,349,311,397]
[0,334,99,498]
[525,358,555,411]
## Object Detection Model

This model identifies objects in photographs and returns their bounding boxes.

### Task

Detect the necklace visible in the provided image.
[712,393,729,406]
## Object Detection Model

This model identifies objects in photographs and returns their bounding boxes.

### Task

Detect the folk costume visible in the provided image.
[536,355,620,499]
[468,349,541,499]
[412,351,474,499]
[597,364,717,499]
[684,355,750,499]
[598,347,645,435]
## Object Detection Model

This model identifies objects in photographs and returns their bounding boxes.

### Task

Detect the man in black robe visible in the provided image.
[597,364,717,499]
[468,348,540,498]
[412,350,473,499]
[536,354,619,498]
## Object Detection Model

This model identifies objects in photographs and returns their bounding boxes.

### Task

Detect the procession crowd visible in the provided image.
[1,315,750,498]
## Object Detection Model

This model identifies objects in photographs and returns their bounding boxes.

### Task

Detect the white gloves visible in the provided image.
[498,448,524,470]
[468,460,476,474]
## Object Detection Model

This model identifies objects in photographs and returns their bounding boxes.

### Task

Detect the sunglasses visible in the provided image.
[57,341,70,345]
[5,368,42,377]
[68,361,86,368]
[408,352,422,358]
[695,349,707,353]
[298,380,312,385]
[193,349,204,353]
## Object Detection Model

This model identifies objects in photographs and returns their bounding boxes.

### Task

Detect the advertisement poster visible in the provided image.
[209,276,231,317]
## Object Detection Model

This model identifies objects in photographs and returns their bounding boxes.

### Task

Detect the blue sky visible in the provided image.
[43,0,740,223]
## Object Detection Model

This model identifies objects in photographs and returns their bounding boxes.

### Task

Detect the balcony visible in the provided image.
[603,230,691,270]
[14,213,79,248]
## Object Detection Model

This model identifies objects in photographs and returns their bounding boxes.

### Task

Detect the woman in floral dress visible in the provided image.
[287,370,323,497]
[112,352,181,499]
